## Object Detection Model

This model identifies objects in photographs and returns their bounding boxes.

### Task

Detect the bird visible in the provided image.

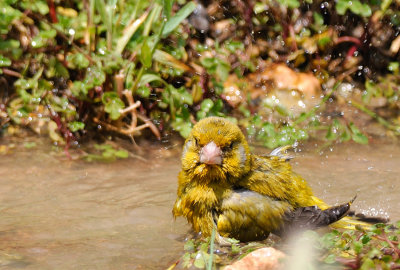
[172,116,369,242]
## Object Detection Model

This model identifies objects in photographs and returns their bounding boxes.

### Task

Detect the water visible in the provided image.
[0,139,186,269]
[0,138,399,269]
[291,140,400,220]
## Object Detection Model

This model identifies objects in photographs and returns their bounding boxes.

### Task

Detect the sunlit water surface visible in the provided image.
[0,138,399,269]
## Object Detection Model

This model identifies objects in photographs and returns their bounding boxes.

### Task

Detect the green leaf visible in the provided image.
[361,234,371,244]
[139,73,167,86]
[184,240,195,252]
[196,111,207,119]
[0,39,20,51]
[313,12,324,26]
[0,5,22,35]
[85,66,106,87]
[340,129,351,142]
[225,40,244,53]
[349,1,372,17]
[193,251,206,268]
[71,81,89,97]
[349,122,368,144]
[336,0,349,15]
[167,85,193,106]
[200,57,230,81]
[68,121,85,132]
[137,86,151,98]
[140,39,152,68]
[48,120,65,143]
[34,0,50,15]
[162,1,196,37]
[171,109,193,138]
[282,0,300,8]
[324,254,336,264]
[94,144,112,151]
[116,11,148,54]
[115,150,129,158]
[353,241,363,254]
[95,0,110,29]
[66,53,90,69]
[200,99,214,112]
[360,258,375,270]
[336,0,371,17]
[102,92,125,120]
[388,62,399,74]
[319,232,337,249]
[381,0,392,12]
[0,55,11,67]
[326,124,338,141]
[153,49,191,72]
[40,29,57,39]
[24,142,37,149]
[31,36,45,48]
[231,244,240,254]
[163,0,174,19]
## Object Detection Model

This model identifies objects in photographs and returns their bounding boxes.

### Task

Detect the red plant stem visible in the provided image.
[237,0,253,33]
[47,0,58,23]
[336,36,361,45]
[336,257,359,269]
[336,36,362,58]
[288,24,298,51]
[2,69,22,78]
[347,45,358,58]
[200,70,209,99]
[382,232,400,260]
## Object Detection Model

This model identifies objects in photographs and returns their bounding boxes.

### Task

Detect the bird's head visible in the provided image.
[181,117,251,184]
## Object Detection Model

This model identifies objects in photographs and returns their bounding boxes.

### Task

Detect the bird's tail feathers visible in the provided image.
[312,195,379,231]
[330,195,388,231]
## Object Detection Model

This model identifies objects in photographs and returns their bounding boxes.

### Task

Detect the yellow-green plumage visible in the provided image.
[173,117,366,242]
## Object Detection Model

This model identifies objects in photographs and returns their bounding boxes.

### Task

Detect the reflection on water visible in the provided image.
[0,138,399,269]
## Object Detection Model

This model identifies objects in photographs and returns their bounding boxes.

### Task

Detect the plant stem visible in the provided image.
[207,225,216,270]
[350,100,400,134]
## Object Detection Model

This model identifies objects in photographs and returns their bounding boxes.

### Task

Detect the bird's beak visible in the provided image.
[199,141,222,165]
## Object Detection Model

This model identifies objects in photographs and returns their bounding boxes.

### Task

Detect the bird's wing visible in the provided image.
[216,189,293,242]
[216,189,353,241]
[275,200,353,236]
[238,155,321,208]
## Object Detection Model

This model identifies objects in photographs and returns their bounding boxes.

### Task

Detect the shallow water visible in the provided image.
[0,138,399,269]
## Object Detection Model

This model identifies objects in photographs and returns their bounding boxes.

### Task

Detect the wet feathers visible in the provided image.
[173,117,359,242]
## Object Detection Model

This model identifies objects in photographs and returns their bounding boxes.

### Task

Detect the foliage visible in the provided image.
[1,0,197,149]
[316,223,400,269]
[177,222,400,269]
[84,143,129,162]
[179,234,268,269]
[1,0,400,152]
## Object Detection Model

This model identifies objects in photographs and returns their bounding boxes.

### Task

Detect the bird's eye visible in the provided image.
[193,137,199,147]
[224,141,234,151]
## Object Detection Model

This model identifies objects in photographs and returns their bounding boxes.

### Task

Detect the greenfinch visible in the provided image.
[173,117,366,242]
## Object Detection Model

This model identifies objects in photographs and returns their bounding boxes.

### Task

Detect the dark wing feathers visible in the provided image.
[274,201,352,236]
[216,189,352,241]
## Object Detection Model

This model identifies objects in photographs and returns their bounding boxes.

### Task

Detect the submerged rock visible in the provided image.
[249,64,322,118]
